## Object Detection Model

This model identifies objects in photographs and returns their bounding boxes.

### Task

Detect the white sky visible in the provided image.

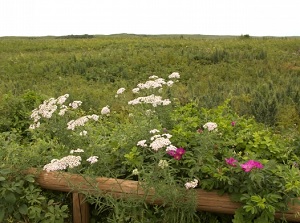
[0,0,299,37]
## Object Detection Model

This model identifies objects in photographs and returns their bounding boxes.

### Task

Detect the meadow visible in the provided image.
[1,35,300,130]
[0,35,300,222]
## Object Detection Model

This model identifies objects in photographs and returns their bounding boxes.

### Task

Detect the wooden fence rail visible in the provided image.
[26,168,300,223]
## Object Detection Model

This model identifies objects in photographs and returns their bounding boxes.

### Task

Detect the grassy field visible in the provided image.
[1,34,299,130]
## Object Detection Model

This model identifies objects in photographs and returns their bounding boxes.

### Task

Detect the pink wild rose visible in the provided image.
[168,147,186,160]
[225,157,238,167]
[176,147,186,155]
[241,160,264,172]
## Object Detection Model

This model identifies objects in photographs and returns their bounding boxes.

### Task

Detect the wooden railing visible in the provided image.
[26,168,300,223]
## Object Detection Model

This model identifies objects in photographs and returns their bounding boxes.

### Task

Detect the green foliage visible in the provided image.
[0,91,42,139]
[1,36,300,222]
[14,72,299,222]
[0,167,69,222]
[0,36,299,128]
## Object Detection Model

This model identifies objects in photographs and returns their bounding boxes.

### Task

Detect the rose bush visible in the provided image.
[25,72,300,222]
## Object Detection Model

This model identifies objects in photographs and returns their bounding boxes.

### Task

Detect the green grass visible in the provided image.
[0,35,299,128]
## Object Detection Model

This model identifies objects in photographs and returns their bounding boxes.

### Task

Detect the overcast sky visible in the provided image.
[0,0,299,37]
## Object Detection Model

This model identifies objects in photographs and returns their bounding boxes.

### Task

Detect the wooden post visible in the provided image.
[72,193,90,223]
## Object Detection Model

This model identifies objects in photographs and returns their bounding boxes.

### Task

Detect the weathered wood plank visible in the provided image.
[73,193,90,223]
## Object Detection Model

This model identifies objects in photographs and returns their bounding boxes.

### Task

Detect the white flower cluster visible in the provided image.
[149,133,173,151]
[149,75,159,79]
[132,88,140,94]
[79,130,88,136]
[132,168,139,175]
[29,94,85,130]
[136,129,175,151]
[129,72,180,94]
[137,77,167,90]
[168,72,180,79]
[43,155,82,172]
[58,105,68,116]
[203,122,218,132]
[69,101,82,109]
[67,114,99,130]
[165,145,177,153]
[149,129,160,134]
[137,140,147,147]
[158,160,169,169]
[185,179,199,189]
[115,88,126,97]
[101,106,110,115]
[117,87,126,94]
[30,95,67,129]
[128,94,171,107]
[70,148,84,154]
[86,156,98,164]
[166,80,174,87]
[56,94,69,105]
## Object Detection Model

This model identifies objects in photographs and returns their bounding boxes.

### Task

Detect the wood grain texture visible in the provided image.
[73,193,90,223]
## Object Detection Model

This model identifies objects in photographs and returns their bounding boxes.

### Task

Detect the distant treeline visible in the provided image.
[55,34,94,39]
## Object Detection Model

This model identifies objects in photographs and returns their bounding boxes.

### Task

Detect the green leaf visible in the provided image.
[251,195,263,203]
[0,169,12,175]
[0,177,6,181]
[19,204,28,215]
[61,205,68,212]
[24,175,35,183]
[0,208,5,222]
[243,205,256,214]
[5,192,16,204]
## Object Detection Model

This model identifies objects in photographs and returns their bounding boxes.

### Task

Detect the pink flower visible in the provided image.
[176,147,186,155]
[240,160,264,172]
[167,150,176,156]
[225,157,238,167]
[168,147,186,160]
[174,154,183,160]
[231,121,236,126]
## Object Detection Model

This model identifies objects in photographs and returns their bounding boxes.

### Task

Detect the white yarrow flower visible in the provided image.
[79,130,88,136]
[116,88,126,95]
[69,101,82,109]
[67,116,89,130]
[185,179,199,189]
[56,94,69,105]
[149,75,159,79]
[137,140,147,147]
[149,135,172,151]
[166,145,177,152]
[158,160,169,169]
[87,156,98,164]
[70,148,84,154]
[168,72,180,79]
[101,106,110,115]
[132,168,139,175]
[203,122,218,131]
[58,105,68,116]
[43,155,82,172]
[132,88,140,94]
[89,114,99,121]
[149,129,160,134]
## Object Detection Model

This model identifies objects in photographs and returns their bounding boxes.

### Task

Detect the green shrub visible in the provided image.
[0,167,69,222]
